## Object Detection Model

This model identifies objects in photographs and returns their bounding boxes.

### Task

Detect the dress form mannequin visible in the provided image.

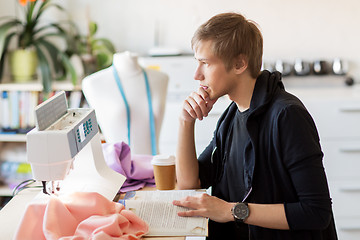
[82,51,169,155]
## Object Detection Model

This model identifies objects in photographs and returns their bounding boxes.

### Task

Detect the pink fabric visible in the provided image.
[102,142,155,192]
[15,192,148,240]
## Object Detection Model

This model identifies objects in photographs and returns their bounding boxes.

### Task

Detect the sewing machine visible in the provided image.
[26,91,126,200]
[0,91,126,239]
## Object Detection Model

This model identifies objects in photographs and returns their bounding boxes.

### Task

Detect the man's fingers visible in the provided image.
[183,98,198,119]
[184,94,206,120]
[197,87,218,113]
[198,87,210,101]
[190,92,208,118]
[173,198,195,208]
[173,193,232,223]
[173,194,206,209]
[173,199,205,218]
[177,209,203,217]
[186,97,204,120]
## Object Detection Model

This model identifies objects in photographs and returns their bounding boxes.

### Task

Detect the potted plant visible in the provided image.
[0,0,76,93]
[66,20,116,76]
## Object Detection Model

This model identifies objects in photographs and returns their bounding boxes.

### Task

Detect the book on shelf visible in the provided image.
[119,189,209,237]
[0,90,39,134]
[0,91,10,130]
[19,91,27,130]
[28,91,39,128]
[0,142,31,189]
[0,90,87,134]
[9,90,20,130]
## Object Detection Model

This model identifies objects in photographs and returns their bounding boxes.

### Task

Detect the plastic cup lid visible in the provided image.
[151,155,175,166]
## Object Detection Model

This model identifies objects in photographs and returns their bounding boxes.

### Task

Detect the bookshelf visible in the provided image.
[0,79,83,198]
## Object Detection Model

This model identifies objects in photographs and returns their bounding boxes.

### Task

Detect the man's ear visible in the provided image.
[233,55,248,74]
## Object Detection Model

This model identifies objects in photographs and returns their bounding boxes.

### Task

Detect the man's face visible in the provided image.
[193,40,236,100]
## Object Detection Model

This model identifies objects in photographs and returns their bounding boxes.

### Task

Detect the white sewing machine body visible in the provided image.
[27,108,97,181]
[26,91,125,199]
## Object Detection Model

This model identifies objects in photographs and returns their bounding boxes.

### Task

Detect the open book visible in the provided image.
[119,189,209,237]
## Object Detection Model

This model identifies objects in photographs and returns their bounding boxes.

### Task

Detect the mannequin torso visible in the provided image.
[82,51,169,155]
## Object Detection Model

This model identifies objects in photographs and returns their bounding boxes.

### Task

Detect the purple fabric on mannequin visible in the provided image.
[102,142,155,192]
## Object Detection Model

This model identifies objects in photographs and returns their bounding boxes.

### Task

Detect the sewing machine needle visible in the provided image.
[51,181,55,194]
[42,181,48,195]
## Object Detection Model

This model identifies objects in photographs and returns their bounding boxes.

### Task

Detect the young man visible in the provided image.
[172,13,338,239]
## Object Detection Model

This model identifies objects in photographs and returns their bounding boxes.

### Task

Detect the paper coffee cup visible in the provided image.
[151,155,176,190]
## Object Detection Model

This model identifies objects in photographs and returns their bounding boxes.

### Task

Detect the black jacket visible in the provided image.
[198,71,337,239]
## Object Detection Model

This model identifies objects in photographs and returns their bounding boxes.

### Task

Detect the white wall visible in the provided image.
[1,0,360,79]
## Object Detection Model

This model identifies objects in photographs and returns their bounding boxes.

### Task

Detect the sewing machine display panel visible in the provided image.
[76,116,93,143]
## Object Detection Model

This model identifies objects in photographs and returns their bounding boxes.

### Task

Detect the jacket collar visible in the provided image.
[249,70,284,118]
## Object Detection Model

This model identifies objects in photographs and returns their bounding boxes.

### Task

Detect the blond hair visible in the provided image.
[192,12,263,78]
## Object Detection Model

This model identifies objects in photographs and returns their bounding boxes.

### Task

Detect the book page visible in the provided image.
[120,189,209,236]
[124,189,208,201]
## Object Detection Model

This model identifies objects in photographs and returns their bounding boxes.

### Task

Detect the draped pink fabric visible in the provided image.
[15,192,148,240]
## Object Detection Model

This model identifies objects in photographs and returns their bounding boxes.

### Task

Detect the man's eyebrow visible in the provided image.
[194,57,208,61]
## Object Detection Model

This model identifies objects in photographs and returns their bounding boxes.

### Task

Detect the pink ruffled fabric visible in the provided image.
[15,192,148,240]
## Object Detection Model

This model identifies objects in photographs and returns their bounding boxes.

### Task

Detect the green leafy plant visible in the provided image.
[66,21,116,76]
[0,0,76,93]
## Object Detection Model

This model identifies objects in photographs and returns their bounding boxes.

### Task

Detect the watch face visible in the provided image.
[234,203,249,220]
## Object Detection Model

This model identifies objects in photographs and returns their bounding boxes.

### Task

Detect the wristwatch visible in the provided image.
[231,202,249,223]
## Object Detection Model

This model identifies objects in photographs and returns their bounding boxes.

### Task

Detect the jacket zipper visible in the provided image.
[210,146,217,164]
[242,187,252,202]
[243,187,252,239]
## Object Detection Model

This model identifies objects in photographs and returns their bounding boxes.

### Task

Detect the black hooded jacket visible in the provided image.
[198,71,337,239]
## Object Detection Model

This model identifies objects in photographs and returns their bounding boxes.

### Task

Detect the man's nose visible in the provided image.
[194,67,205,81]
